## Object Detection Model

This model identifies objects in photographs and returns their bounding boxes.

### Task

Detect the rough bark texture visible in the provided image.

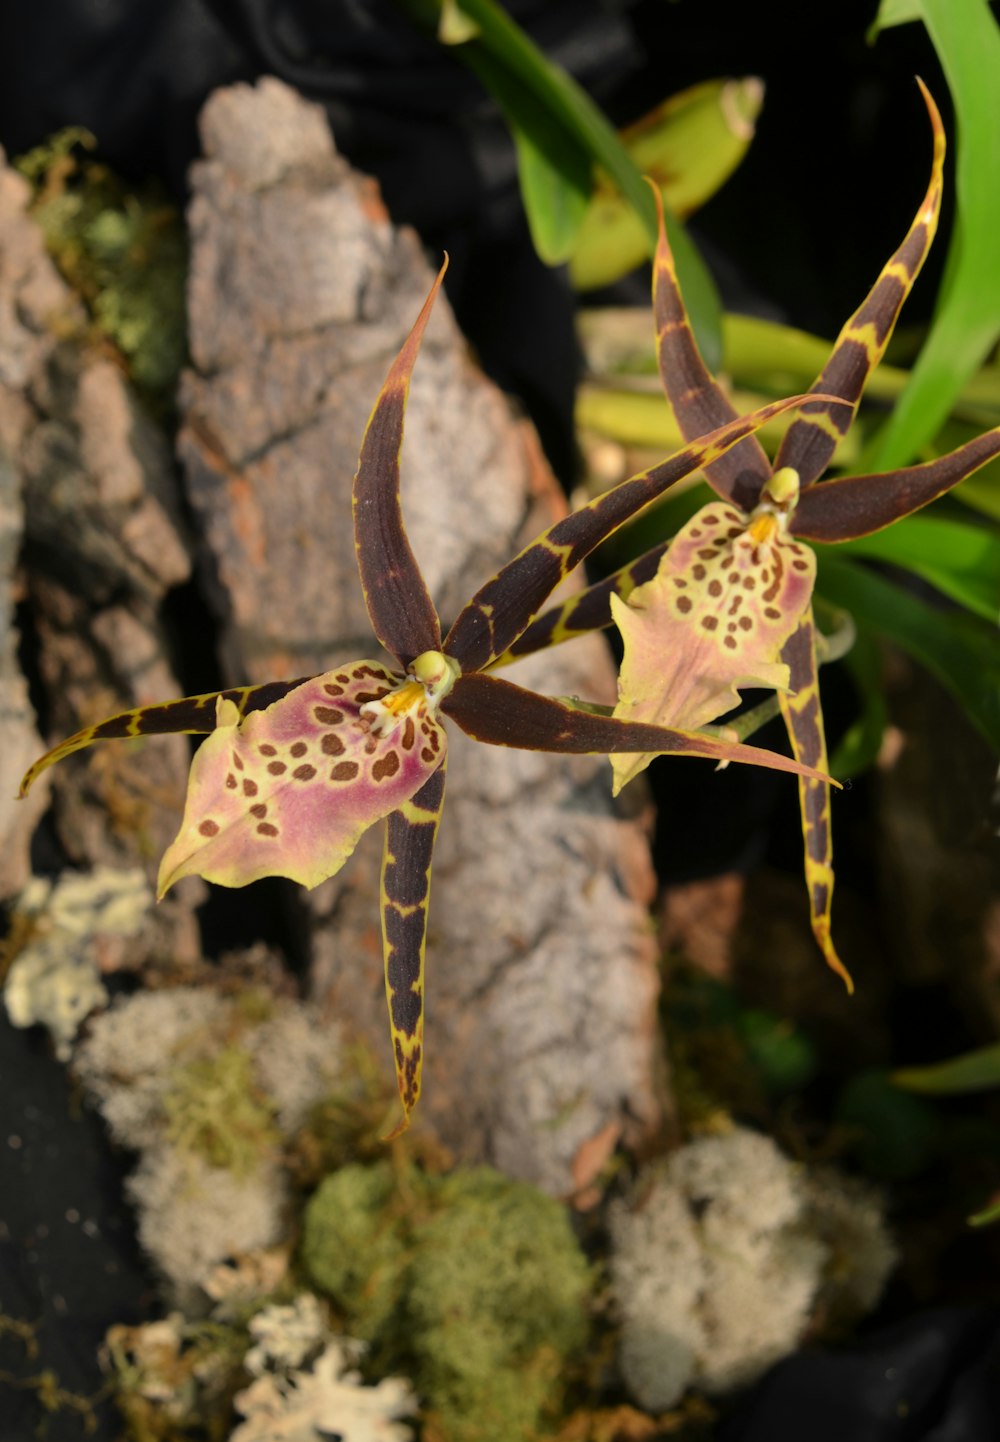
[178,78,664,1195]
[0,151,201,955]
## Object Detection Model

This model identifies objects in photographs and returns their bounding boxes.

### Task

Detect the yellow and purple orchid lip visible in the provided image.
[157,661,448,897]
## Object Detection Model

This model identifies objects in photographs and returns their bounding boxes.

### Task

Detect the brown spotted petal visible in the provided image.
[157,661,447,895]
[610,500,816,792]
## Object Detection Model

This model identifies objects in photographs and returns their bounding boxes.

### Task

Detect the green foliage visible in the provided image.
[837,1070,941,1181]
[399,0,723,365]
[15,128,187,404]
[301,1160,591,1442]
[893,1044,1000,1094]
[815,550,1000,752]
[870,0,1000,468]
[162,1046,280,1175]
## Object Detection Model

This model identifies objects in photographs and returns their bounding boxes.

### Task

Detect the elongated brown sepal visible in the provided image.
[778,613,853,992]
[353,260,447,667]
[792,427,1000,541]
[381,761,447,1139]
[775,80,945,488]
[444,393,837,674]
[17,679,310,798]
[443,672,834,784]
[496,544,668,665]
[651,183,771,511]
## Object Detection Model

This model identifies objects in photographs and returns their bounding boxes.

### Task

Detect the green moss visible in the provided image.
[299,1162,412,1342]
[15,128,187,407]
[409,1168,591,1442]
[162,1045,279,1175]
[300,1161,592,1442]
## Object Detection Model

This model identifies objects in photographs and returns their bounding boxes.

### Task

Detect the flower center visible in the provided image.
[746,465,801,545]
[359,650,460,737]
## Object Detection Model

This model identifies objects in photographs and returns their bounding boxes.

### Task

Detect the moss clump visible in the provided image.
[299,1163,411,1342]
[162,1046,279,1176]
[301,1161,592,1442]
[15,128,187,406]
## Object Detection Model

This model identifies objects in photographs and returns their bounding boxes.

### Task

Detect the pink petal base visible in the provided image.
[158,661,446,894]
[612,502,816,791]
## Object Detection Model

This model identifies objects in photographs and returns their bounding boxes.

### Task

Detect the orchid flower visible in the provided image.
[497,82,1000,993]
[19,267,842,1131]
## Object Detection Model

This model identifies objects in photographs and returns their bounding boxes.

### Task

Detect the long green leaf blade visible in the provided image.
[870,0,1000,468]
[835,512,1000,621]
[423,0,723,365]
[815,551,1000,750]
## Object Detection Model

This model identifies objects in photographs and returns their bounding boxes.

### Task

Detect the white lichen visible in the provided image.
[231,1336,416,1442]
[73,984,343,1306]
[4,866,151,1058]
[609,1126,896,1410]
[128,1147,289,1313]
[243,1293,328,1378]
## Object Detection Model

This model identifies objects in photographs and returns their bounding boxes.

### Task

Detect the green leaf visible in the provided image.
[834,511,1000,621]
[969,1197,1000,1228]
[401,0,723,366]
[870,0,1000,468]
[509,118,591,264]
[569,77,763,291]
[827,625,889,778]
[893,1043,1000,1094]
[815,550,1000,751]
[869,0,923,33]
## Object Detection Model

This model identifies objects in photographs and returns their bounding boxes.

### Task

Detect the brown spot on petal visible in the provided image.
[331,761,359,781]
[372,752,400,782]
[708,580,723,598]
[259,743,277,756]
[321,732,345,756]
[324,683,345,696]
[335,673,349,684]
[702,616,719,632]
[421,747,435,762]
[242,778,258,797]
[764,606,782,620]
[267,761,287,776]
[293,763,317,781]
[728,596,743,614]
[232,752,244,771]
[724,635,738,650]
[402,717,415,750]
[793,559,810,571]
[250,803,267,819]
[742,577,756,591]
[257,822,279,837]
[226,773,237,790]
[199,819,220,837]
[689,528,702,539]
[727,527,743,539]
[673,577,688,589]
[739,615,753,631]
[676,595,693,614]
[290,741,308,758]
[692,564,706,581]
[314,705,342,725]
[703,513,719,525]
[697,548,716,560]
[355,690,385,704]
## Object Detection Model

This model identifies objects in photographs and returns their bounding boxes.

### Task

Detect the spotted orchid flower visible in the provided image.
[497,82,1000,993]
[20,267,842,1131]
